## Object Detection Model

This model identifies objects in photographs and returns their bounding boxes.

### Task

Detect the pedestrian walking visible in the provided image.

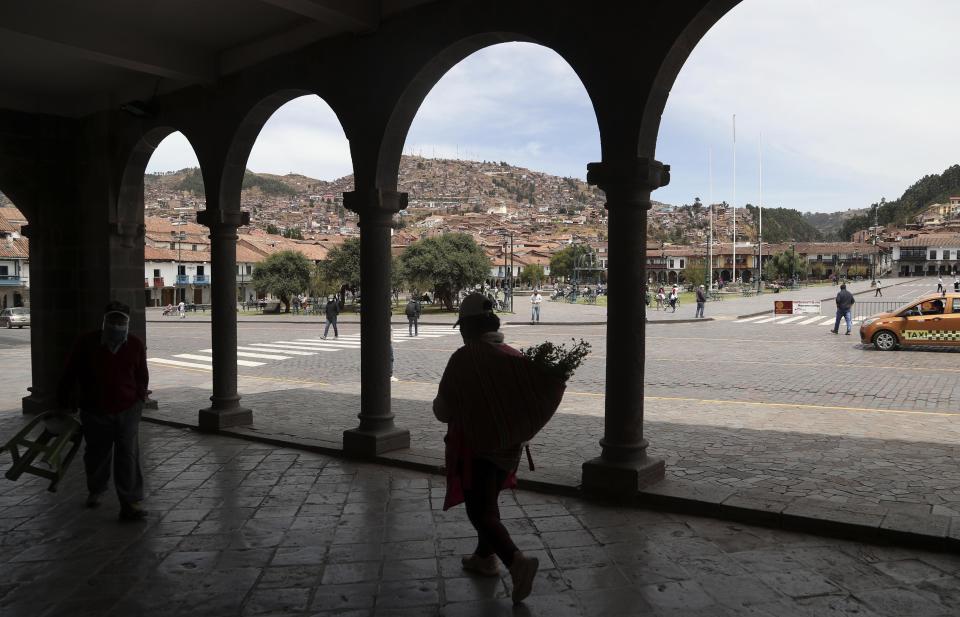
[322,295,339,339]
[695,284,706,318]
[433,294,540,604]
[177,300,185,319]
[530,290,542,324]
[292,294,301,315]
[954,275,959,292]
[668,289,678,313]
[937,276,944,293]
[830,283,855,335]
[874,279,883,297]
[57,301,148,521]
[405,296,421,336]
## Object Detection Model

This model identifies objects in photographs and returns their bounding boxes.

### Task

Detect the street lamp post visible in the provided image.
[791,243,796,283]
[176,230,186,303]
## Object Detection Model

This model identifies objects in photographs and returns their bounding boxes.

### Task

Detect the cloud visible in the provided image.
[655,0,960,212]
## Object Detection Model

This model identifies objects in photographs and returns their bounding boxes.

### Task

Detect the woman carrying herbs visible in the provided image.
[433,293,589,605]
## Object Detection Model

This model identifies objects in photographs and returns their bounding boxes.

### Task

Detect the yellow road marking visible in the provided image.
[646,356,960,374]
[559,392,956,417]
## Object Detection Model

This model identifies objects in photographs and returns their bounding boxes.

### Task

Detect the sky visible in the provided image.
[145,0,960,214]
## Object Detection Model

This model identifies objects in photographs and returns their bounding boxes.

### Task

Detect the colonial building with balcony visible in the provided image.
[0,211,28,308]
[892,234,960,277]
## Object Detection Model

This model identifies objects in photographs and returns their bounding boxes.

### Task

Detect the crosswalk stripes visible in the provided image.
[148,324,464,371]
[734,314,863,327]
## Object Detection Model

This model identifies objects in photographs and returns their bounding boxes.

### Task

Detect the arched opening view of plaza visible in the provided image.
[1,1,960,615]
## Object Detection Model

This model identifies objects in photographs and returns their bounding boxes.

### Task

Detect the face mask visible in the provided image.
[101,313,130,353]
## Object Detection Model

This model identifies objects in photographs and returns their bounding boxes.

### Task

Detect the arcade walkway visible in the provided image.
[0,417,957,617]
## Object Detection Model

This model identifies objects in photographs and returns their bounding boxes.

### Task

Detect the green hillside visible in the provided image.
[838,164,960,240]
[173,168,299,197]
[745,204,821,243]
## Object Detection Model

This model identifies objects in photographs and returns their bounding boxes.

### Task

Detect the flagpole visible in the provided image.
[709,147,714,289]
[732,114,737,285]
[758,131,762,292]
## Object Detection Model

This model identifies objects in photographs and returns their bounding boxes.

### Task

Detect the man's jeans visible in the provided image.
[834,309,852,333]
[695,302,705,318]
[408,315,418,336]
[323,318,338,338]
[80,402,144,505]
[531,305,540,322]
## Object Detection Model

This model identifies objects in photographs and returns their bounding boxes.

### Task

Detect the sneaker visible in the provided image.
[390,376,399,382]
[85,491,105,508]
[829,330,838,334]
[321,336,327,340]
[509,551,539,605]
[461,554,499,577]
[119,502,148,521]
[845,331,851,335]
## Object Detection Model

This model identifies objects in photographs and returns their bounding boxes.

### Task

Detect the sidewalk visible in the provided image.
[143,376,960,551]
[2,415,957,617]
[148,279,922,327]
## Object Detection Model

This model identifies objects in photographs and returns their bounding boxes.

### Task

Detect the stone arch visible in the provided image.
[667,271,678,284]
[221,90,350,211]
[637,0,742,158]
[117,126,184,226]
[376,35,598,189]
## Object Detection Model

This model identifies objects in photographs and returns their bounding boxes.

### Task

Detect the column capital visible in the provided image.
[196,209,250,229]
[344,189,408,220]
[587,158,670,207]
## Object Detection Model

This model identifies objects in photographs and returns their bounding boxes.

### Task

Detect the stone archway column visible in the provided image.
[342,188,410,455]
[197,209,252,430]
[581,158,669,497]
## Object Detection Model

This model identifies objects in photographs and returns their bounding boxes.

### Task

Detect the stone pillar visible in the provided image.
[197,209,252,430]
[581,158,669,497]
[342,188,410,455]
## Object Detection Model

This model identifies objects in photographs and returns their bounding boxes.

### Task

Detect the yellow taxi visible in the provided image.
[860,292,960,350]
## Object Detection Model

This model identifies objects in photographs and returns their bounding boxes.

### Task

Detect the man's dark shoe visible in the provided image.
[830,330,838,334]
[119,502,147,521]
[845,331,851,335]
[85,491,106,508]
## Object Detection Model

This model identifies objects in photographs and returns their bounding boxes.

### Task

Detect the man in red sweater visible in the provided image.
[58,301,149,520]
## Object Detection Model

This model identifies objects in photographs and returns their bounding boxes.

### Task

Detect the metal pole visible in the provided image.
[732,114,737,285]
[509,232,514,312]
[757,131,762,292]
[708,146,713,289]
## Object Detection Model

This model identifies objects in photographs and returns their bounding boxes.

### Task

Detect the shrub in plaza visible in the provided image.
[398,233,491,310]
[251,250,311,313]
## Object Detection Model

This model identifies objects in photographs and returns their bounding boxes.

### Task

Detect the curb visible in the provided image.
[145,318,706,327]
[734,278,920,319]
[141,412,959,552]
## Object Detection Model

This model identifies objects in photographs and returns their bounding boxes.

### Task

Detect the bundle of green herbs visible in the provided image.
[520,338,592,382]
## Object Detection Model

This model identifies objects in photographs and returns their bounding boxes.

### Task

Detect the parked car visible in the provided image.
[0,307,30,329]
[860,293,959,351]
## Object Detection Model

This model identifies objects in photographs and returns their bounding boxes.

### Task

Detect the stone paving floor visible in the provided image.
[143,379,960,545]
[1,417,959,617]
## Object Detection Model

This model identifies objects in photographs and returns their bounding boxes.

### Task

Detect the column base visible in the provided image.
[198,406,253,431]
[22,390,53,415]
[581,454,665,500]
[343,427,410,457]
[144,390,159,410]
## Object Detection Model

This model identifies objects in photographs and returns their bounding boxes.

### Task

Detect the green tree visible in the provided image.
[266,223,280,235]
[763,250,808,281]
[251,250,311,313]
[282,227,304,240]
[322,238,361,298]
[549,244,593,280]
[398,233,491,310]
[519,264,545,288]
[684,258,706,287]
[309,261,339,300]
